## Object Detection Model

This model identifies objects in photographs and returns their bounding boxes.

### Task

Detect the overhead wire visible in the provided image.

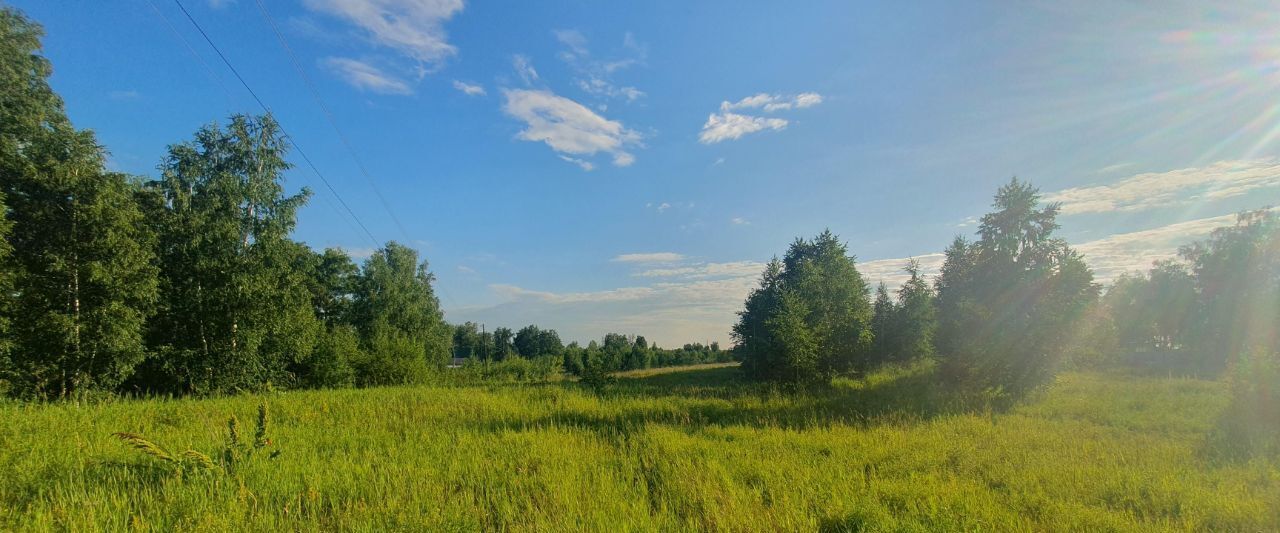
[168,0,382,249]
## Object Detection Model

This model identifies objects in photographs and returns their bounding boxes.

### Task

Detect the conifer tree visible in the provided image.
[935,178,1097,398]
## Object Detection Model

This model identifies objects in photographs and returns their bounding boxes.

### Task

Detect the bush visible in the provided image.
[1215,348,1280,457]
[352,325,435,387]
[299,325,359,389]
[446,356,561,384]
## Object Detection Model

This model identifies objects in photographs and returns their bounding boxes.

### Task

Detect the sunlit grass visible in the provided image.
[0,364,1275,531]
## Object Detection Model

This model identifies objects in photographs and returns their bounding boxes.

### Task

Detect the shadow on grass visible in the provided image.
[470,363,977,438]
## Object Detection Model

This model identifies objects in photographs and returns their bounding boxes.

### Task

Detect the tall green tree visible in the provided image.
[144,114,318,393]
[303,247,359,327]
[734,230,873,385]
[0,9,158,397]
[892,259,936,363]
[492,326,514,361]
[870,282,897,364]
[1180,209,1278,372]
[935,178,1098,398]
[350,242,451,385]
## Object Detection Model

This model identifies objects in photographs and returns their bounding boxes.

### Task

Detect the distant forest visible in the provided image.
[1,2,1276,448]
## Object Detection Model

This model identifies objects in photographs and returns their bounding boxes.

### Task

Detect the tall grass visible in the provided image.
[0,363,1275,531]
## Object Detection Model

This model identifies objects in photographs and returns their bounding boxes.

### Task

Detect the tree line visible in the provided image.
[733,177,1277,420]
[0,9,719,399]
[452,323,728,371]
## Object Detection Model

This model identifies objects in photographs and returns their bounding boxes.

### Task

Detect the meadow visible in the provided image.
[1,363,1276,531]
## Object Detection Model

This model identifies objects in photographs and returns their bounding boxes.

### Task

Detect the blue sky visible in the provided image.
[12,0,1280,346]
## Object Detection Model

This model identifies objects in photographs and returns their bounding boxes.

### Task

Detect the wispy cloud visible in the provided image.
[731,217,750,225]
[491,284,655,304]
[612,252,684,263]
[512,54,539,85]
[471,258,766,345]
[858,210,1272,289]
[502,89,642,169]
[322,57,412,95]
[304,0,463,66]
[552,29,646,104]
[722,92,823,112]
[452,80,485,96]
[1045,159,1280,214]
[700,92,823,144]
[558,155,595,171]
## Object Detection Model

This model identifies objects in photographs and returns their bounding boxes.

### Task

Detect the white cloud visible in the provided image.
[857,211,1272,288]
[512,54,539,85]
[635,260,765,279]
[304,0,463,66]
[558,155,595,171]
[322,57,412,94]
[858,254,947,291]
[699,112,788,144]
[722,93,780,111]
[612,252,684,263]
[794,92,823,108]
[457,265,477,275]
[1044,159,1280,214]
[699,91,823,143]
[731,217,750,225]
[656,202,671,213]
[451,80,485,96]
[502,89,642,169]
[720,92,823,112]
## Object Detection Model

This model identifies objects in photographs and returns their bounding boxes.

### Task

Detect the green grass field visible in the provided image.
[1,363,1276,531]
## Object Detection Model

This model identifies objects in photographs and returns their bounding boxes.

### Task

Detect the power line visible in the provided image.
[168,0,382,249]
[248,0,462,311]
[143,0,370,244]
[251,0,412,242]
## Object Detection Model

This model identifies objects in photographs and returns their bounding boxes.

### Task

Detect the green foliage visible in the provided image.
[141,114,318,394]
[734,230,873,385]
[935,178,1098,399]
[491,326,514,361]
[447,356,562,384]
[514,324,563,358]
[112,402,277,478]
[870,260,937,367]
[0,9,158,398]
[298,325,359,389]
[351,242,451,384]
[578,350,617,395]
